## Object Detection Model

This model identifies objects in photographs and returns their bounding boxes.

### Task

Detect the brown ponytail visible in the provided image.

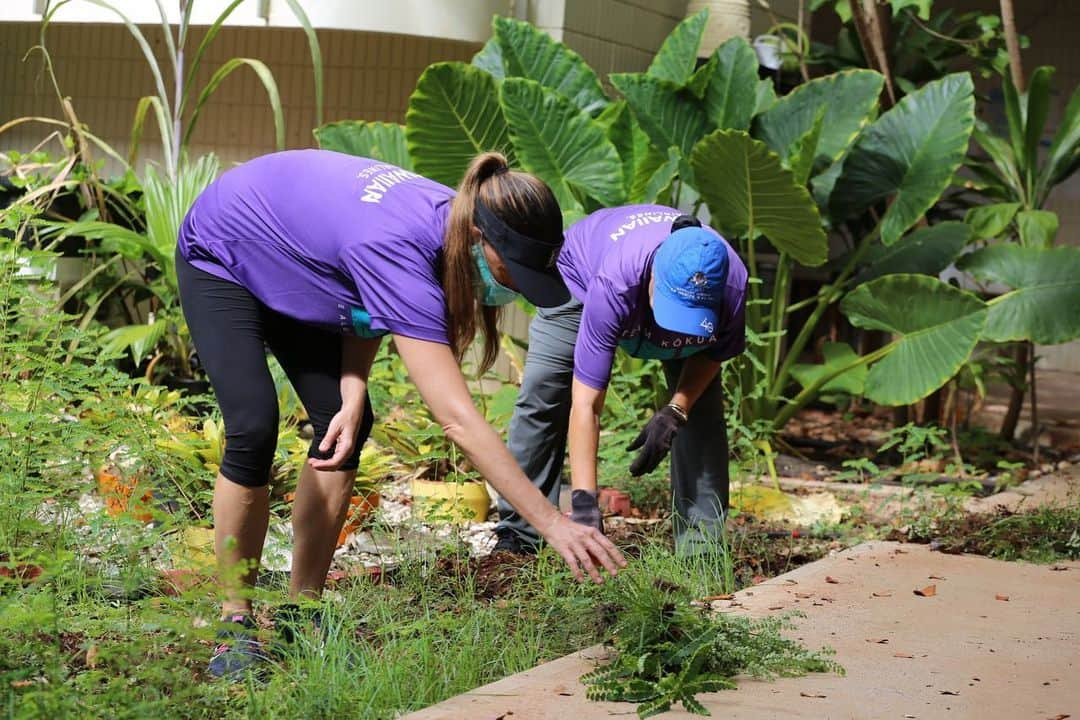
[443,152,562,374]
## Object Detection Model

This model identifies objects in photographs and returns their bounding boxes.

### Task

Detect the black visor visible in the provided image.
[474,199,569,308]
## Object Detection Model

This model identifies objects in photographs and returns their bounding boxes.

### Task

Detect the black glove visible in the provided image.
[570,489,603,533]
[627,404,687,476]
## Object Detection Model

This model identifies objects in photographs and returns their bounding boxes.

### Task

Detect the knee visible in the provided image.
[220,407,279,487]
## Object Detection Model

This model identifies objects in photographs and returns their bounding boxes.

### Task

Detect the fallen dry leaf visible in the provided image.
[86,644,100,669]
[768,605,785,610]
[1049,565,1069,572]
[914,584,937,597]
[893,548,907,554]
[794,592,813,599]
[866,638,889,644]
[1046,714,1070,720]
[751,575,767,585]
[940,690,959,696]
[493,712,515,720]
[819,596,836,603]
[701,594,735,601]
[995,594,1010,602]
[800,691,827,699]
[872,591,893,598]
[928,575,946,580]
[894,652,914,659]
[783,579,799,585]
[825,576,840,584]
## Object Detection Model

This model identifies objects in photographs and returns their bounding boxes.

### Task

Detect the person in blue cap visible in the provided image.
[493,205,748,555]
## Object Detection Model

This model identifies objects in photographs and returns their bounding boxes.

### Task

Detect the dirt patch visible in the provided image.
[433,551,536,601]
[889,505,1080,563]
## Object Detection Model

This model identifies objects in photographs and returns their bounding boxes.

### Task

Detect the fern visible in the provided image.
[582,573,843,718]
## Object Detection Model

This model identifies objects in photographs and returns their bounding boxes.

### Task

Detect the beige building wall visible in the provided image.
[0,22,479,172]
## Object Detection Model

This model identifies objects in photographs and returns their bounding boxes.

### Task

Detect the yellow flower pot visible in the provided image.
[410,479,490,524]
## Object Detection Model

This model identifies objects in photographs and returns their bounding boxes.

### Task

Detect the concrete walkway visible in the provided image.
[406,542,1079,720]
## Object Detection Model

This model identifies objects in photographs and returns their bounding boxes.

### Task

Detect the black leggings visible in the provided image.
[176,252,372,487]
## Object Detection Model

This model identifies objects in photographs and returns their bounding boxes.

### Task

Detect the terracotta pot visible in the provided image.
[337,491,380,547]
[96,468,154,523]
[410,479,490,524]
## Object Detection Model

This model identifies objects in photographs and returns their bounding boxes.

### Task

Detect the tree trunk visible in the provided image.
[999,0,1025,92]
[999,341,1030,441]
[850,0,896,106]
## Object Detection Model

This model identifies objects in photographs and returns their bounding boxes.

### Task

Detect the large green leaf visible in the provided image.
[791,341,867,396]
[855,221,972,285]
[102,319,168,366]
[314,121,413,169]
[647,8,708,85]
[471,37,505,81]
[840,274,987,405]
[1015,209,1058,248]
[703,37,759,131]
[754,78,777,117]
[965,202,1020,240]
[1037,83,1080,202]
[630,146,680,205]
[500,78,624,210]
[596,101,649,198]
[494,16,608,115]
[957,245,1080,345]
[755,69,884,165]
[787,107,826,187]
[831,73,975,245]
[1023,67,1055,184]
[611,73,711,161]
[690,130,827,266]
[405,62,511,187]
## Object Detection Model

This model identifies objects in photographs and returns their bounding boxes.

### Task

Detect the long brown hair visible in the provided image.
[444,152,562,373]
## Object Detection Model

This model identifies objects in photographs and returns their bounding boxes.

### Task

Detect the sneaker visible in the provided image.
[492,527,538,556]
[273,603,323,646]
[208,614,268,679]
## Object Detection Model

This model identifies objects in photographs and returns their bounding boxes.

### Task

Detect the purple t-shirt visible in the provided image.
[178,149,454,343]
[558,205,748,390]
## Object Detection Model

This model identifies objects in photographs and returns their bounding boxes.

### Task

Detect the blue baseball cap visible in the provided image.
[652,227,730,337]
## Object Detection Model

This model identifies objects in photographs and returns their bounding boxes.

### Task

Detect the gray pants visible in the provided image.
[497,299,729,553]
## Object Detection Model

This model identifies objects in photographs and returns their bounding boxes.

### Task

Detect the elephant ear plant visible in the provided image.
[314,10,1074,438]
[959,66,1080,441]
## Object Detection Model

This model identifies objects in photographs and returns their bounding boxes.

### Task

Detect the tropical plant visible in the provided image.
[315,10,1048,437]
[41,0,323,180]
[809,0,1021,95]
[959,65,1080,440]
[44,154,220,378]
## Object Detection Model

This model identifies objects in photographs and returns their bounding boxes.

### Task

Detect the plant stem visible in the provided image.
[999,340,1029,441]
[770,224,880,405]
[772,344,891,429]
[999,0,1025,92]
[764,253,791,412]
[1029,340,1039,465]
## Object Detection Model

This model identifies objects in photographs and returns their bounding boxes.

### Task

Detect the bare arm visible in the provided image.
[392,335,626,582]
[669,353,723,415]
[568,378,606,494]
[309,336,383,470]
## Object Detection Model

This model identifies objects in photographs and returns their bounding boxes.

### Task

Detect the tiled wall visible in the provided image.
[0,22,479,170]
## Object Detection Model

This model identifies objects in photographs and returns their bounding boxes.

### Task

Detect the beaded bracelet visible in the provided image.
[665,403,688,423]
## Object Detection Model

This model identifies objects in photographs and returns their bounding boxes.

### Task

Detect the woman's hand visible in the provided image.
[308,400,363,471]
[539,512,625,583]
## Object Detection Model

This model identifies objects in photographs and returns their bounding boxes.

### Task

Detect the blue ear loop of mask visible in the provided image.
[471,243,520,306]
